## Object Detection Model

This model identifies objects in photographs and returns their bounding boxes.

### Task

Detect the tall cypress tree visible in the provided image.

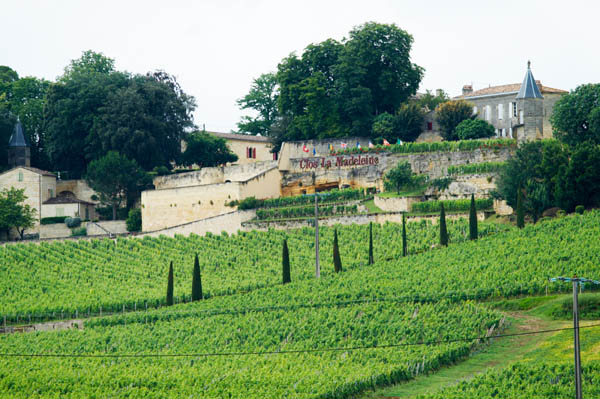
[469,194,478,240]
[402,213,407,257]
[516,189,524,229]
[333,228,343,273]
[191,253,203,301]
[368,222,374,265]
[439,203,448,246]
[282,238,291,284]
[166,261,174,306]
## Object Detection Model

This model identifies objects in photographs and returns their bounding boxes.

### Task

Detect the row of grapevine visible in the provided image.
[0,218,509,320]
[255,204,359,220]
[411,198,493,213]
[447,161,506,175]
[332,138,516,156]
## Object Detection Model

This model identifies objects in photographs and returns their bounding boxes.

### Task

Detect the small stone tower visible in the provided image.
[515,61,544,142]
[8,120,30,167]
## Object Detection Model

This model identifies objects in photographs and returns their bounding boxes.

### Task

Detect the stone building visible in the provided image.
[454,62,567,141]
[208,131,276,164]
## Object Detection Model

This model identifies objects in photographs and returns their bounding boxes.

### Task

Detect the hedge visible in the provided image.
[411,198,493,213]
[40,217,68,225]
[256,204,359,220]
[232,188,367,210]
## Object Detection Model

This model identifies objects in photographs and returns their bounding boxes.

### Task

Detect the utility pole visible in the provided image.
[314,193,320,278]
[551,276,600,399]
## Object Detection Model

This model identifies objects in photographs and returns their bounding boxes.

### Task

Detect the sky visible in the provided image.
[1,0,598,133]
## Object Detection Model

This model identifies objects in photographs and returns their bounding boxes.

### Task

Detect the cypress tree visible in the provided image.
[469,194,478,240]
[516,189,524,229]
[439,203,448,246]
[166,261,174,306]
[368,222,374,265]
[191,253,203,301]
[333,228,343,273]
[282,238,291,284]
[402,213,407,257]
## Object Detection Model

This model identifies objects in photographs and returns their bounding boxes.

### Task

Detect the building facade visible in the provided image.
[209,132,276,164]
[455,62,566,141]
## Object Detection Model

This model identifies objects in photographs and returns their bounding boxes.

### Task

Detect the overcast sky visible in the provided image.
[1,0,598,132]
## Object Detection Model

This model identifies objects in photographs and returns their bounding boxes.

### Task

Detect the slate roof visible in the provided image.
[8,121,29,147]
[516,62,544,99]
[454,83,566,99]
[209,131,270,143]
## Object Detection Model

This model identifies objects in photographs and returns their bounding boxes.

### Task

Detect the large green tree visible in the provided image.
[435,100,475,141]
[551,84,600,146]
[180,131,238,168]
[0,187,36,240]
[455,119,495,140]
[85,151,149,220]
[236,73,279,136]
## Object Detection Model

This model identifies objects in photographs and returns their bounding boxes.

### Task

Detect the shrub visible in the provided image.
[333,229,342,273]
[430,177,452,191]
[191,254,203,301]
[166,262,174,306]
[411,198,493,213]
[517,189,524,228]
[126,208,142,232]
[469,194,478,240]
[153,166,170,176]
[282,239,291,284]
[439,203,448,246]
[575,205,585,214]
[41,216,67,225]
[237,196,263,210]
[65,217,81,228]
[455,119,495,140]
[70,227,87,237]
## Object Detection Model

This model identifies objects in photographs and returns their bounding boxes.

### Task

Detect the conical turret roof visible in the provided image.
[8,120,29,147]
[516,61,543,99]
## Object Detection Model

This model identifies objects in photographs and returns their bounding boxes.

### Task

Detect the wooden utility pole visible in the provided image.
[315,194,320,278]
[573,278,582,399]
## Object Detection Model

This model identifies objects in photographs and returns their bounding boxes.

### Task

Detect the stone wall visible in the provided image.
[140,210,256,238]
[436,173,497,200]
[243,211,486,231]
[280,147,512,196]
[153,161,277,190]
[374,195,423,212]
[56,180,99,203]
[40,220,128,239]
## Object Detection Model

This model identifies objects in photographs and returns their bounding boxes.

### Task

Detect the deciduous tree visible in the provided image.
[180,131,238,168]
[551,84,600,146]
[435,100,474,141]
[0,187,36,240]
[237,73,279,136]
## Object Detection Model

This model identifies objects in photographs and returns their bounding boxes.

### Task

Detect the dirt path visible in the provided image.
[359,311,560,399]
[0,319,84,334]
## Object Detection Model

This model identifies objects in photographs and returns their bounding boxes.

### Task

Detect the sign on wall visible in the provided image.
[298,155,380,170]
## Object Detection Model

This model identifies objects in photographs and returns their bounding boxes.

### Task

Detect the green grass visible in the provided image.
[363,199,384,214]
[378,186,427,198]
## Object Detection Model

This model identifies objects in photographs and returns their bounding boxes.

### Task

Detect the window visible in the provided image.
[495,129,499,137]
[18,171,23,182]
[512,102,517,117]
[501,128,506,137]
[509,127,513,138]
[246,147,251,158]
[498,104,503,120]
[473,106,478,115]
[48,189,54,199]
[85,207,89,220]
[519,110,524,124]
[252,148,256,159]
[485,105,491,121]
[427,122,433,131]
[272,152,278,161]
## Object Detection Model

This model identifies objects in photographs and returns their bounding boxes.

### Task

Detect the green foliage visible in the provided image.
[469,194,477,240]
[70,227,87,237]
[439,203,448,246]
[282,239,291,284]
[333,228,342,273]
[429,177,452,191]
[0,187,36,240]
[40,216,67,225]
[372,112,396,139]
[333,138,515,156]
[455,119,495,140]
[551,83,600,146]
[554,141,600,211]
[273,22,423,146]
[435,100,475,141]
[126,208,142,232]
[180,131,238,168]
[411,198,493,213]
[372,104,425,143]
[516,189,524,228]
[256,204,358,220]
[85,151,148,220]
[236,72,279,136]
[384,161,425,194]
[447,162,506,175]
[414,89,449,111]
[236,189,366,210]
[191,253,203,301]
[166,262,174,306]
[575,205,585,214]
[368,222,374,265]
[64,217,81,228]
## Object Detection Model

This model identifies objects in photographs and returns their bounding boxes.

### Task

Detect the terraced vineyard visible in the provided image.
[0,219,509,320]
[1,211,600,398]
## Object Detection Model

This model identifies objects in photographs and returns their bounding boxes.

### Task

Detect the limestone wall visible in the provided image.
[39,223,72,239]
[374,195,423,212]
[56,180,99,203]
[280,147,512,196]
[87,221,128,236]
[225,138,274,165]
[153,161,277,190]
[140,210,256,238]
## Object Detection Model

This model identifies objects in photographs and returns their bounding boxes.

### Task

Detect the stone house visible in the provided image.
[454,62,567,141]
[209,131,277,164]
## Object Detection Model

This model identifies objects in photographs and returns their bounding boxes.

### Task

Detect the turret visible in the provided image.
[515,61,544,142]
[8,120,30,167]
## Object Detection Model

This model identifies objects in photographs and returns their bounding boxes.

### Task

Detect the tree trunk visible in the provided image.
[112,203,117,220]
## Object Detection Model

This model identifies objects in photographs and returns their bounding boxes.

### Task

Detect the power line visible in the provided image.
[2,324,599,359]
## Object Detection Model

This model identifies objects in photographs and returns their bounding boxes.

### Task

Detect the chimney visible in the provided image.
[462,85,473,96]
[535,80,542,90]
